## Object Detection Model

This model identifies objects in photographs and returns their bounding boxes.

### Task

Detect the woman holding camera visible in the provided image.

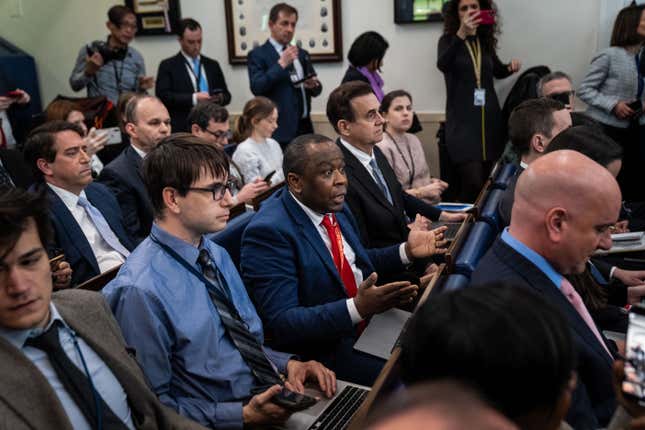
[578,4,645,202]
[437,0,520,202]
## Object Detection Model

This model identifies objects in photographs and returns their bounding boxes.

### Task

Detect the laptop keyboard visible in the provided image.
[307,385,369,430]
[430,222,462,241]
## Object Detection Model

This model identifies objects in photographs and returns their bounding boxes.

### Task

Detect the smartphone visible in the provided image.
[271,388,318,411]
[291,73,317,86]
[623,305,645,404]
[98,127,122,145]
[628,100,643,117]
[49,254,65,272]
[210,88,225,97]
[479,9,496,25]
[264,170,277,184]
[5,90,22,98]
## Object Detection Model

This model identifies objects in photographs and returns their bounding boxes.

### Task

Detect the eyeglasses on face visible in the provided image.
[186,180,235,201]
[204,129,232,140]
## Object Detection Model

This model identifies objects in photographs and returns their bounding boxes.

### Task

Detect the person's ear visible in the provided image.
[530,134,546,154]
[190,124,201,136]
[337,120,351,137]
[125,122,137,139]
[162,187,181,215]
[106,20,115,33]
[287,172,304,194]
[545,207,567,243]
[36,158,54,177]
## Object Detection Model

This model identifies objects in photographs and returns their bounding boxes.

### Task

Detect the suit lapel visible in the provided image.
[281,190,347,295]
[176,52,197,92]
[494,240,614,365]
[125,146,153,215]
[48,188,100,274]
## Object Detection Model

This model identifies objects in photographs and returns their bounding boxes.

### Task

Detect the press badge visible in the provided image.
[474,88,486,106]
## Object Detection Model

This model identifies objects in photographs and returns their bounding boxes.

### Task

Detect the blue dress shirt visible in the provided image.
[102,224,293,429]
[501,227,563,289]
[0,303,134,430]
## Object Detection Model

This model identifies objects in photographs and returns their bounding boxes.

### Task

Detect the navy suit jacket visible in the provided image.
[98,145,153,242]
[45,182,136,286]
[247,41,321,144]
[471,238,616,430]
[156,52,231,132]
[337,140,441,249]
[241,189,404,384]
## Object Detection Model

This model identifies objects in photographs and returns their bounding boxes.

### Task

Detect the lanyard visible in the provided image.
[636,52,644,100]
[183,57,204,92]
[464,37,482,88]
[112,60,126,94]
[149,234,238,315]
[385,131,415,188]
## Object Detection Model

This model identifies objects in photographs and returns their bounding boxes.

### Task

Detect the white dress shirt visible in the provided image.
[269,37,308,118]
[181,50,209,106]
[48,183,126,272]
[130,144,147,160]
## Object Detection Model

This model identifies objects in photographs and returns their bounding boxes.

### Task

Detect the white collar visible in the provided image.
[130,144,147,159]
[519,160,529,169]
[269,37,289,53]
[47,182,87,210]
[290,191,325,226]
[181,50,201,63]
[339,138,375,167]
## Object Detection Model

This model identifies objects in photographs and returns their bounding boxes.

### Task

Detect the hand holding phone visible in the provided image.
[5,90,22,99]
[264,170,277,184]
[271,388,318,411]
[628,100,643,118]
[623,306,645,404]
[478,9,496,25]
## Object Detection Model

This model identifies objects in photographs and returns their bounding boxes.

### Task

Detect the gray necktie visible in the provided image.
[369,158,393,204]
[77,197,130,257]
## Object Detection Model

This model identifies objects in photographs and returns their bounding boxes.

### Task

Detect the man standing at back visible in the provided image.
[247,3,322,147]
[156,18,231,132]
[471,150,620,429]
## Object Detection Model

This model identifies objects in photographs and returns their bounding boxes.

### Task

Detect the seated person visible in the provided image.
[23,121,135,286]
[45,99,108,174]
[327,81,464,249]
[471,151,619,428]
[103,134,336,429]
[498,97,571,227]
[241,134,447,386]
[0,187,202,429]
[187,102,269,204]
[98,95,171,241]
[232,96,285,186]
[400,283,578,430]
[376,90,448,204]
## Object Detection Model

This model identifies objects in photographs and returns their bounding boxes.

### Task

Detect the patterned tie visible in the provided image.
[196,249,283,386]
[0,162,14,188]
[192,57,208,92]
[560,277,613,359]
[77,197,130,258]
[25,321,129,429]
[369,158,393,204]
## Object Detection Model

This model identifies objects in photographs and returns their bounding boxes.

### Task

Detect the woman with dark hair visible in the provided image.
[341,31,389,97]
[376,90,448,203]
[400,283,576,430]
[578,4,645,203]
[438,0,520,202]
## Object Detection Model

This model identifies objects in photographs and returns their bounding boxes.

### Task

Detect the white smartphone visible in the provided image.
[99,127,122,145]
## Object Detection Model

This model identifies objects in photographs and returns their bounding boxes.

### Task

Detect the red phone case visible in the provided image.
[5,90,21,98]
[479,10,496,25]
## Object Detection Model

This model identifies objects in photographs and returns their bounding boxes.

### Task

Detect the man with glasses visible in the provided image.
[537,71,576,110]
[70,5,155,105]
[187,102,269,205]
[103,135,336,429]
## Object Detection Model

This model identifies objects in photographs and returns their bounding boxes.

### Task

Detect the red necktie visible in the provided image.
[320,214,358,298]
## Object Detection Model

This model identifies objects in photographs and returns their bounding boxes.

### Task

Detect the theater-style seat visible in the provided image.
[453,221,495,277]
[479,188,505,232]
[441,274,470,292]
[210,210,255,271]
[492,163,517,190]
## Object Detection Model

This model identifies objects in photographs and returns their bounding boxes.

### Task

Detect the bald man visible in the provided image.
[471,150,620,430]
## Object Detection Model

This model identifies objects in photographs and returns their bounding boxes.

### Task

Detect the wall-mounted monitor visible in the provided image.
[394,0,449,24]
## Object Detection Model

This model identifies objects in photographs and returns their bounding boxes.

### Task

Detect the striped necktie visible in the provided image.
[369,158,393,204]
[77,197,130,258]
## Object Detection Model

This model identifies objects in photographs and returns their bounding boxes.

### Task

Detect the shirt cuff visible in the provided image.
[215,401,244,429]
[347,298,364,324]
[399,243,412,264]
[610,266,617,280]
[192,93,198,106]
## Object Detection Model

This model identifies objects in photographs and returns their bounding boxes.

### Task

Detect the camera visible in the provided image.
[86,40,127,64]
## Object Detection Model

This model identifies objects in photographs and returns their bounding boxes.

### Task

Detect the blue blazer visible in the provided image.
[241,189,405,385]
[471,238,616,430]
[247,41,321,144]
[45,182,136,286]
[98,145,153,242]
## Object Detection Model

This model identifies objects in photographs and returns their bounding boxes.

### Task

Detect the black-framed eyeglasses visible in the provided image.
[204,129,232,141]
[547,91,575,105]
[187,180,234,201]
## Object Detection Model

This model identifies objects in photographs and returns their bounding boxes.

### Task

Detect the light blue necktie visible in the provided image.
[369,158,393,204]
[77,197,130,257]
[192,57,208,92]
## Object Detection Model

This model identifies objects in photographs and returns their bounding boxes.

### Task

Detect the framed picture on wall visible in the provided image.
[224,0,342,65]
[125,0,182,35]
[394,0,449,24]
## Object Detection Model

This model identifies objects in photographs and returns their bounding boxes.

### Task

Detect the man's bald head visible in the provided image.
[510,150,621,274]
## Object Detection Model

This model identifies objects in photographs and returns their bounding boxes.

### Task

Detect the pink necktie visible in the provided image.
[560,278,613,359]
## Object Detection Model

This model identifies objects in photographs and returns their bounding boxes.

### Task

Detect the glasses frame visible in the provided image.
[186,180,235,201]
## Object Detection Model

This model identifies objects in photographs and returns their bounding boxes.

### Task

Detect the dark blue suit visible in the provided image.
[45,182,136,286]
[98,145,154,241]
[247,41,321,145]
[241,189,405,385]
[471,238,616,430]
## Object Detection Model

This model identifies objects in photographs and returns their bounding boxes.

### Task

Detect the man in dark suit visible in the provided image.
[0,148,33,189]
[498,98,571,227]
[471,150,621,429]
[156,18,231,132]
[23,121,135,286]
[327,81,465,249]
[98,95,170,241]
[247,3,322,147]
[0,187,203,429]
[241,134,448,386]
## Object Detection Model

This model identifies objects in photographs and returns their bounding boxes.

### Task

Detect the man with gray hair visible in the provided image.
[98,95,171,240]
[537,71,575,109]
